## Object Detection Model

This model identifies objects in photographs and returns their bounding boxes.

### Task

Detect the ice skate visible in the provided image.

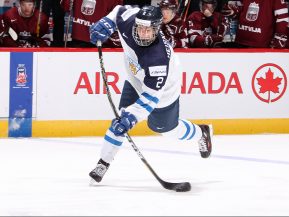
[89,159,110,183]
[198,124,213,158]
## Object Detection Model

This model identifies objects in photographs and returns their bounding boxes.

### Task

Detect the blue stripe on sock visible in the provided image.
[104,135,123,146]
[179,120,191,140]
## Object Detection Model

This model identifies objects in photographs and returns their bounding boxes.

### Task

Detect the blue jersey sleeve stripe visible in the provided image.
[141,92,159,104]
[104,135,123,146]
[179,119,191,140]
[136,99,154,113]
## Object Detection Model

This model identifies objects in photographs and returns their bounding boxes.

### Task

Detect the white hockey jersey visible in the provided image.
[106,6,182,122]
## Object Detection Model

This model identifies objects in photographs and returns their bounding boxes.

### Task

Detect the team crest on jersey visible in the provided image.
[246,2,259,21]
[127,57,141,75]
[81,0,96,15]
[129,63,138,75]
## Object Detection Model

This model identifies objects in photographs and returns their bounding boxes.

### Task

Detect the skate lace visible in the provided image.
[198,137,208,152]
[94,164,107,177]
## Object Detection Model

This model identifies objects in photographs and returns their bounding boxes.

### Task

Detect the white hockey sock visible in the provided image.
[100,128,125,163]
[161,119,202,142]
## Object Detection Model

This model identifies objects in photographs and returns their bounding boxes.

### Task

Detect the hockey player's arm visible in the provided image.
[270,1,289,48]
[221,1,243,19]
[90,5,135,45]
[110,86,162,137]
[125,66,168,122]
[125,86,162,122]
[111,70,168,136]
[90,5,122,45]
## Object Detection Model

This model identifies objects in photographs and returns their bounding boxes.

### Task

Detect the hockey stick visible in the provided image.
[64,0,74,48]
[182,0,192,21]
[96,40,191,192]
[8,27,18,41]
[36,0,43,38]
[1,20,18,41]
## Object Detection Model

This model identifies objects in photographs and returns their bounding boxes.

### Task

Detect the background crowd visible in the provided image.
[0,0,289,48]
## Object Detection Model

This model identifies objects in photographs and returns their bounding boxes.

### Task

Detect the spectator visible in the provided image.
[61,0,123,47]
[159,0,189,48]
[177,0,227,21]
[222,0,289,48]
[220,0,242,47]
[36,0,65,47]
[187,0,228,48]
[2,0,49,47]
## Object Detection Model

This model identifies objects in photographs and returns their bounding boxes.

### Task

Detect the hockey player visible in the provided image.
[88,5,213,183]
[187,0,228,48]
[222,0,289,48]
[2,0,49,47]
[60,0,123,47]
[159,0,189,48]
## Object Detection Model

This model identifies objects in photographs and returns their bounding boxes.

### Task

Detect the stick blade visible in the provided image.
[8,27,18,41]
[161,181,191,192]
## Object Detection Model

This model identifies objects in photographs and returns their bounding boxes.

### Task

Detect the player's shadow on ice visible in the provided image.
[89,180,221,194]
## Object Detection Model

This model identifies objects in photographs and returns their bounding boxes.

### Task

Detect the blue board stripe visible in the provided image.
[8,52,33,137]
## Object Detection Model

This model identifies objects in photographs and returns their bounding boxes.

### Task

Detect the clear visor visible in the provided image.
[132,20,160,46]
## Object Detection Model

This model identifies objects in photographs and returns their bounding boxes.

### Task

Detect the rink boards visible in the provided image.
[0,48,289,137]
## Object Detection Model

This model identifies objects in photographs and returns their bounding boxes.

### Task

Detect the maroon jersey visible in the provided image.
[61,0,123,43]
[3,7,49,47]
[187,11,228,47]
[235,0,289,47]
[161,14,189,48]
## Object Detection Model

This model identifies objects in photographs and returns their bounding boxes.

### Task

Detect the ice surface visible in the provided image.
[1,134,289,216]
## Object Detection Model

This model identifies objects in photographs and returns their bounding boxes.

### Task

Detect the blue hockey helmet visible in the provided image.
[132,5,163,46]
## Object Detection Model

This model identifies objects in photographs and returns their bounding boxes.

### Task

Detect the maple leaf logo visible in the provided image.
[256,68,282,103]
[252,63,287,103]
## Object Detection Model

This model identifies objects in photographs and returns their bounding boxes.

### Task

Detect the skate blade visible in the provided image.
[89,178,97,186]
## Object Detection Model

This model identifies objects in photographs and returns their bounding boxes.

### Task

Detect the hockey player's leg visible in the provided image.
[89,129,125,183]
[160,120,213,158]
[148,97,213,158]
[89,159,110,183]
[90,81,137,183]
